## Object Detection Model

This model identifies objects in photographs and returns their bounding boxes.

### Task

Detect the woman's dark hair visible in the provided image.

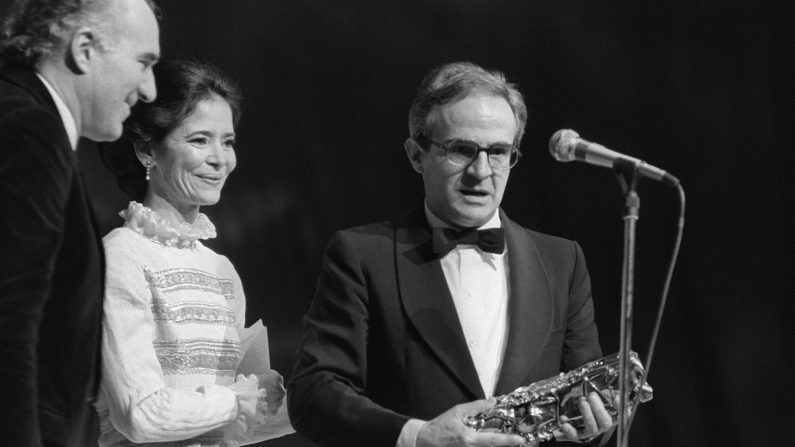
[100,58,242,202]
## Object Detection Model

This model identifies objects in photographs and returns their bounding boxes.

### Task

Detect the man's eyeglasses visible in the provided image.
[419,138,521,169]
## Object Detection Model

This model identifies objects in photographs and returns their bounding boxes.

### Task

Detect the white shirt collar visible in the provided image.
[35,73,79,150]
[423,202,502,230]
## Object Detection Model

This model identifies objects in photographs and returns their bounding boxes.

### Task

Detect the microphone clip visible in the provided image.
[613,157,642,219]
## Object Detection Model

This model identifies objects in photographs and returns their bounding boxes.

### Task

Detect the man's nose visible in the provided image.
[138,69,157,103]
[466,151,493,179]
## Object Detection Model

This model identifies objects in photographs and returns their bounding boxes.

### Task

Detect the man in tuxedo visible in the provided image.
[289,61,615,447]
[0,1,159,445]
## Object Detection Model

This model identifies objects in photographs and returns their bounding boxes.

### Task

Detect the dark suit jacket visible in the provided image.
[288,206,603,447]
[0,61,104,447]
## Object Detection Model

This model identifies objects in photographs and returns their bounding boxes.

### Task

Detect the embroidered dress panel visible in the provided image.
[150,300,237,325]
[146,267,235,299]
[145,265,240,379]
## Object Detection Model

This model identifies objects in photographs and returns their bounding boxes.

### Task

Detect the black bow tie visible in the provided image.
[432,227,505,256]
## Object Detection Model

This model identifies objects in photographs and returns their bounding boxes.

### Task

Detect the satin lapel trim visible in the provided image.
[395,212,484,400]
[494,213,555,395]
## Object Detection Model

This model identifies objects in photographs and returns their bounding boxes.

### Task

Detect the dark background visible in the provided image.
[10,0,795,445]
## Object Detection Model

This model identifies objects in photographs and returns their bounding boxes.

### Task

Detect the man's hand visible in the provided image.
[554,391,614,442]
[417,399,526,447]
[555,355,646,443]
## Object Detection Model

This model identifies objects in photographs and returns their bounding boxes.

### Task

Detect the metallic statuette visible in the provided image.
[464,352,653,446]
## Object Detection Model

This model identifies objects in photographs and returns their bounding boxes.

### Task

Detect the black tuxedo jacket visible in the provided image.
[288,206,602,447]
[0,61,104,447]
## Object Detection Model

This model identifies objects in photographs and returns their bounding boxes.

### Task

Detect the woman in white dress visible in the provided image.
[96,59,292,446]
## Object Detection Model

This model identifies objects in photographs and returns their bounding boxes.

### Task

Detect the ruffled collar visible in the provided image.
[120,201,216,249]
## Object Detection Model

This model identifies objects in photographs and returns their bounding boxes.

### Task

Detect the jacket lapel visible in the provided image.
[395,207,484,400]
[494,211,555,395]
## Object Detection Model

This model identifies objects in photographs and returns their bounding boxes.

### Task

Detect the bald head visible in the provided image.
[1,0,159,66]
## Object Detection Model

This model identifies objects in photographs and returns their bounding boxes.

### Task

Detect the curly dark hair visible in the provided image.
[0,0,158,66]
[408,61,528,147]
[100,58,242,202]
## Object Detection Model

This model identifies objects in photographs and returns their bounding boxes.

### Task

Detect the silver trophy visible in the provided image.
[464,352,653,446]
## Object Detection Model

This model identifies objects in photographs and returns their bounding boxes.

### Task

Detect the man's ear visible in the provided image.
[68,27,98,74]
[404,138,425,174]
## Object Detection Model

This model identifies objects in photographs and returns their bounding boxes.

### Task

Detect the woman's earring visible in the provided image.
[145,162,151,181]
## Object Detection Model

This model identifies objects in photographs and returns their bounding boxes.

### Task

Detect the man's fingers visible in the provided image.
[458,397,497,415]
[419,399,525,447]
[555,422,578,440]
[578,396,599,435]
[469,431,525,446]
[588,392,613,429]
[611,394,634,419]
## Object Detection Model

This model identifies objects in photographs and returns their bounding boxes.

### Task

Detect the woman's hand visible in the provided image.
[229,374,266,423]
[257,369,286,416]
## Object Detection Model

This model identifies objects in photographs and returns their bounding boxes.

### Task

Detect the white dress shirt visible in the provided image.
[396,205,511,447]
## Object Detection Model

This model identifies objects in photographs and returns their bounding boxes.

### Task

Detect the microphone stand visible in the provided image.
[614,158,640,447]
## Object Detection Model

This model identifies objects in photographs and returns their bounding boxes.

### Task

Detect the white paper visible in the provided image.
[238,319,270,374]
[234,320,295,444]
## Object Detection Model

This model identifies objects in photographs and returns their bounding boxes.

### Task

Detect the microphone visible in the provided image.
[549,129,679,186]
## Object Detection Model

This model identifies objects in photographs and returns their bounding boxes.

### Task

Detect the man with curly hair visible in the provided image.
[0,1,159,445]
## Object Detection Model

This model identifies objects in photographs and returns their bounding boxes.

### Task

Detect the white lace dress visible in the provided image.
[95,202,285,447]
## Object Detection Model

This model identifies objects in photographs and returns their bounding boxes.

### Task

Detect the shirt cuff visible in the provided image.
[396,418,426,447]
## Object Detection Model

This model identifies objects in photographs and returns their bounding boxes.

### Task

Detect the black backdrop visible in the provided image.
[9,0,794,445]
